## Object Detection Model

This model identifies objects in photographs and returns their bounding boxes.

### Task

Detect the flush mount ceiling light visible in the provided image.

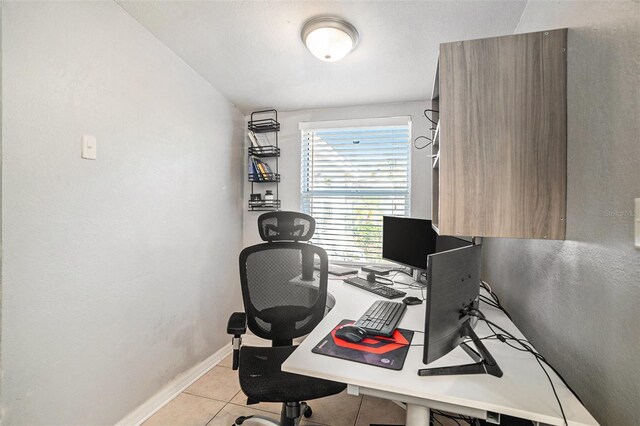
[301,16,359,62]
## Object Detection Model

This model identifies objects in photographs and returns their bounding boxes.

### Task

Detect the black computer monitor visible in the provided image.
[382,216,437,271]
[435,235,471,253]
[418,244,502,378]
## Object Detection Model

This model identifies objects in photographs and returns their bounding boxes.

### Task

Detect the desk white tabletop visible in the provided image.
[282,275,599,426]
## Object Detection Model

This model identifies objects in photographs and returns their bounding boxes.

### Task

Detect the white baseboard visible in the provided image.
[116,343,233,426]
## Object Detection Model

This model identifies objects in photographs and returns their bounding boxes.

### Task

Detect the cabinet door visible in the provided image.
[439,29,567,239]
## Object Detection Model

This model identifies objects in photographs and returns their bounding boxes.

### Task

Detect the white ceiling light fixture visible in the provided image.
[301,16,359,62]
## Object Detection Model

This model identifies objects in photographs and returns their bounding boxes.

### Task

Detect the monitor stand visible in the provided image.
[417,320,503,378]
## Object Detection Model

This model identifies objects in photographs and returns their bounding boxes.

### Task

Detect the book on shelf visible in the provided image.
[255,159,267,176]
[259,159,273,175]
[248,130,271,148]
[250,157,263,181]
[248,158,257,180]
[253,132,270,147]
[256,158,275,178]
[253,158,264,181]
[247,131,260,148]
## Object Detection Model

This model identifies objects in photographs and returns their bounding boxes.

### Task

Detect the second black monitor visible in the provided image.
[382,216,437,271]
[382,215,470,271]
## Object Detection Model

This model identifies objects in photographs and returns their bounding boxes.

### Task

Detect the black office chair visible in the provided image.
[227,211,346,426]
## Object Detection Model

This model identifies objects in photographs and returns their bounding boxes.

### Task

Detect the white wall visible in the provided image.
[242,101,433,247]
[482,2,640,425]
[1,2,244,424]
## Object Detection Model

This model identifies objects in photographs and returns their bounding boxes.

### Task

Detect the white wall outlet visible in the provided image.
[82,134,97,160]
[635,198,640,249]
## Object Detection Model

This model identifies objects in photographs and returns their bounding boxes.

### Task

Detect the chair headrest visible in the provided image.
[257,211,315,242]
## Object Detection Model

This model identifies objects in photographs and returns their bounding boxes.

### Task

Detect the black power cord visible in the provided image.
[424,109,439,128]
[384,268,428,300]
[467,308,569,426]
[478,283,584,405]
[479,281,511,320]
[414,108,439,150]
[431,409,480,426]
[414,135,433,149]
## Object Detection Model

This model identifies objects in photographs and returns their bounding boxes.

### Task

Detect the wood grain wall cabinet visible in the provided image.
[434,28,567,240]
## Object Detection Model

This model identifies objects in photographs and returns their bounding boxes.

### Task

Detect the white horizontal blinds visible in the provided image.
[301,118,411,263]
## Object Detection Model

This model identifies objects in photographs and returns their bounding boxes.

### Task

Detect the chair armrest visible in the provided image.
[227,312,247,336]
[227,312,246,370]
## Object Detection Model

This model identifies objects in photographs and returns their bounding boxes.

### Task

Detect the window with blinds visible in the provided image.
[300,117,411,264]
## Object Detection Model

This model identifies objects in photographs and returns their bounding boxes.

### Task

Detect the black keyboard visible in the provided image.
[354,300,407,337]
[342,277,406,299]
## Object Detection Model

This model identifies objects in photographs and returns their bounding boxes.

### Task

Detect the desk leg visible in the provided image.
[406,403,430,426]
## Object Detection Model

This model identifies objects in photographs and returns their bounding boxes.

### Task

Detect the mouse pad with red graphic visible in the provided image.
[311,319,414,370]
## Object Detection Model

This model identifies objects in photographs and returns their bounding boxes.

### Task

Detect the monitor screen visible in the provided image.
[382,216,437,271]
[423,244,482,364]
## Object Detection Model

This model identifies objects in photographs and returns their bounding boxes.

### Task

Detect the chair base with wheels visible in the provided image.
[233,401,312,426]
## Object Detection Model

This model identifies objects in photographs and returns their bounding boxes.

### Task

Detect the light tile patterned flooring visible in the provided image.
[144,353,467,426]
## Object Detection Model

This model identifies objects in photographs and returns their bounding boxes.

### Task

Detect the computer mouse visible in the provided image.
[335,325,368,343]
[403,296,423,306]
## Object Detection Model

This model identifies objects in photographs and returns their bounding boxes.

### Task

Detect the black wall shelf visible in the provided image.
[248,199,281,211]
[248,146,280,157]
[248,173,280,183]
[248,109,280,211]
[248,118,280,133]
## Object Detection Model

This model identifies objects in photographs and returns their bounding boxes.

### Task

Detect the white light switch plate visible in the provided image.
[82,134,97,160]
[635,198,640,249]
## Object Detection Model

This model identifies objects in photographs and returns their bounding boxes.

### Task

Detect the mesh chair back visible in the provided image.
[258,211,315,242]
[239,242,328,341]
[240,212,328,342]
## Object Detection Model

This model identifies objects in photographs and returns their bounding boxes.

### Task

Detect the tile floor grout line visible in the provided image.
[182,389,241,404]
[353,394,365,426]
[204,401,228,426]
[206,400,285,426]
[202,402,226,426]
[205,401,234,426]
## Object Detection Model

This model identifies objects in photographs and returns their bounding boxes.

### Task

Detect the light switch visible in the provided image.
[82,134,97,160]
[635,198,640,249]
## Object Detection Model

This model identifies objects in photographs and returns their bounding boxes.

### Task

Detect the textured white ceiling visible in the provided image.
[119,1,527,114]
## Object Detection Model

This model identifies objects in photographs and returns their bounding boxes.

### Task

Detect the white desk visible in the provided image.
[282,275,599,426]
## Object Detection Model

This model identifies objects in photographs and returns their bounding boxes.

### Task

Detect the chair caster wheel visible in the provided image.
[235,415,252,425]
[303,407,312,418]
